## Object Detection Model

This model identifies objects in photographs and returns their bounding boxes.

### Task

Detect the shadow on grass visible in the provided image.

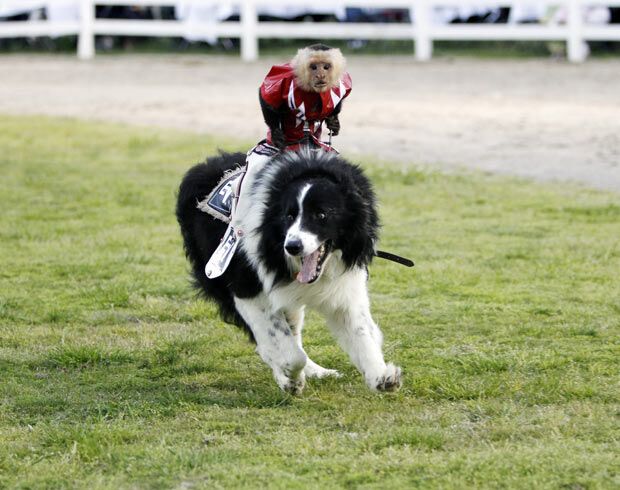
[3,343,297,425]
[4,337,614,428]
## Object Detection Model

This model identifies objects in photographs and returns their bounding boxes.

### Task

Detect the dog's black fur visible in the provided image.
[176,152,258,337]
[175,151,379,341]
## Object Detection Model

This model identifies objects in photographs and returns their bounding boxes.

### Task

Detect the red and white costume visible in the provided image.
[259,63,352,152]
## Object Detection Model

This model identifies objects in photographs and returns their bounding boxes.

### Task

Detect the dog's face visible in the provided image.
[282,179,344,284]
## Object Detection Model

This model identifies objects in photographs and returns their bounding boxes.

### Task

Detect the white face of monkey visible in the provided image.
[292,46,345,93]
[308,58,333,92]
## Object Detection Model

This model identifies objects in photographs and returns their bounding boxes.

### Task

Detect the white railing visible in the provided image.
[0,1,619,62]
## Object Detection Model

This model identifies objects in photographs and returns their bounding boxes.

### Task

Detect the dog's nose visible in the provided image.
[285,238,303,256]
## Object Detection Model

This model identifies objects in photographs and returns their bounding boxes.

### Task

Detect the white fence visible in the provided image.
[0,1,619,62]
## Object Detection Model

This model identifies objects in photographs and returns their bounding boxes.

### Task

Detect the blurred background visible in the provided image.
[1,2,619,58]
[1,1,619,190]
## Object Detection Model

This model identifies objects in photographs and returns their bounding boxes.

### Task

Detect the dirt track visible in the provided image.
[1,54,619,191]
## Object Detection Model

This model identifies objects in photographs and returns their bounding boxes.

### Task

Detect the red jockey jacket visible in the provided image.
[259,63,352,148]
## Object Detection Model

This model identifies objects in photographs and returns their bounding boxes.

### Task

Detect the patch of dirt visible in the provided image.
[1,54,618,191]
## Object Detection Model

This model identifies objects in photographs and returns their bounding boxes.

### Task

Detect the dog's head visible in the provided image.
[257,151,379,285]
[281,178,344,283]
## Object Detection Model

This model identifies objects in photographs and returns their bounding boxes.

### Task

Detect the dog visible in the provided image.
[176,150,402,394]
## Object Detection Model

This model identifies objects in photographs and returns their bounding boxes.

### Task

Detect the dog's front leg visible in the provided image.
[234,295,307,394]
[326,307,401,391]
[322,273,401,392]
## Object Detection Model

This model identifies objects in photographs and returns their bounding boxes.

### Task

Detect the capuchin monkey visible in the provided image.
[258,44,352,150]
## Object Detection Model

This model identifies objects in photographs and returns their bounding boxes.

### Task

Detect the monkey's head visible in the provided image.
[292,44,346,93]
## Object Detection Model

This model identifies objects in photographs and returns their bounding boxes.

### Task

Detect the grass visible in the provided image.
[0,115,619,489]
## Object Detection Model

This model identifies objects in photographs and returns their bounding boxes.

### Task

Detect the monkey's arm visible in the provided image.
[325,101,343,136]
[259,89,286,149]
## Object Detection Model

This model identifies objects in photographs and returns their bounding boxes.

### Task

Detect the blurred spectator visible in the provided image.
[0,2,44,21]
[96,5,148,50]
[345,8,411,49]
[509,5,546,24]
[448,7,509,23]
[345,8,410,23]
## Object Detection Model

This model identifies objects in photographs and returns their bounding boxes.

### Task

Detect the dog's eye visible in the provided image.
[286,214,295,222]
[316,212,326,220]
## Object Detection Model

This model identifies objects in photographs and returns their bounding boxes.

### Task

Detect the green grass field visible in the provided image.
[1,115,618,489]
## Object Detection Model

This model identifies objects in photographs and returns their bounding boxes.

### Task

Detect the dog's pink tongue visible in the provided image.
[296,250,319,284]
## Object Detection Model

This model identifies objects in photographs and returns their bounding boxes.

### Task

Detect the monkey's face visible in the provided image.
[308,59,333,92]
[293,47,344,93]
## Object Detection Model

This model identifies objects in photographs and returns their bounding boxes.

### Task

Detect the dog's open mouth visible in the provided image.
[296,241,331,284]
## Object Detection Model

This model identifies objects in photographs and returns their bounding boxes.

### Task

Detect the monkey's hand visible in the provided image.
[325,115,340,136]
[271,127,286,149]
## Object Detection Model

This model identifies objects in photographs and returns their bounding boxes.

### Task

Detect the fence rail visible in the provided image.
[0,1,619,62]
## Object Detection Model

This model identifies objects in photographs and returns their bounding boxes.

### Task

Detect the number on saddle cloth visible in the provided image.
[195,167,246,279]
[196,167,246,223]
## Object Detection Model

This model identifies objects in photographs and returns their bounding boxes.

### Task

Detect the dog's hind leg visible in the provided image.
[285,308,341,379]
[304,358,342,379]
[234,295,307,394]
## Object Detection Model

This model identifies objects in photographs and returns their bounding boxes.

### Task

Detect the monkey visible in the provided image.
[256,43,352,153]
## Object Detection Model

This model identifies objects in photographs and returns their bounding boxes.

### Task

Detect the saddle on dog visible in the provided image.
[196,166,246,279]
[196,142,281,279]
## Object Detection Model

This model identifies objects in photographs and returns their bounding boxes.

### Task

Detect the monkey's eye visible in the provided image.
[309,63,317,71]
[323,63,331,70]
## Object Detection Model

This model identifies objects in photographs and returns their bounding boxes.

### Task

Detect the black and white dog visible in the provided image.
[176,150,401,394]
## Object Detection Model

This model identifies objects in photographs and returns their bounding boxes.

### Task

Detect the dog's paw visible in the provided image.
[281,377,305,395]
[304,359,341,379]
[370,363,402,392]
[275,371,306,395]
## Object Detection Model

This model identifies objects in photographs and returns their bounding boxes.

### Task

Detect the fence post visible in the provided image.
[567,0,586,62]
[414,1,432,61]
[77,0,95,59]
[241,0,258,62]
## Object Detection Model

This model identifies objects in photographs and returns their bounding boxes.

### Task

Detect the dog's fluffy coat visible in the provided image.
[176,151,401,393]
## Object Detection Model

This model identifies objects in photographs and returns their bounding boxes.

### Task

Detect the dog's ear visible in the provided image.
[339,186,379,269]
